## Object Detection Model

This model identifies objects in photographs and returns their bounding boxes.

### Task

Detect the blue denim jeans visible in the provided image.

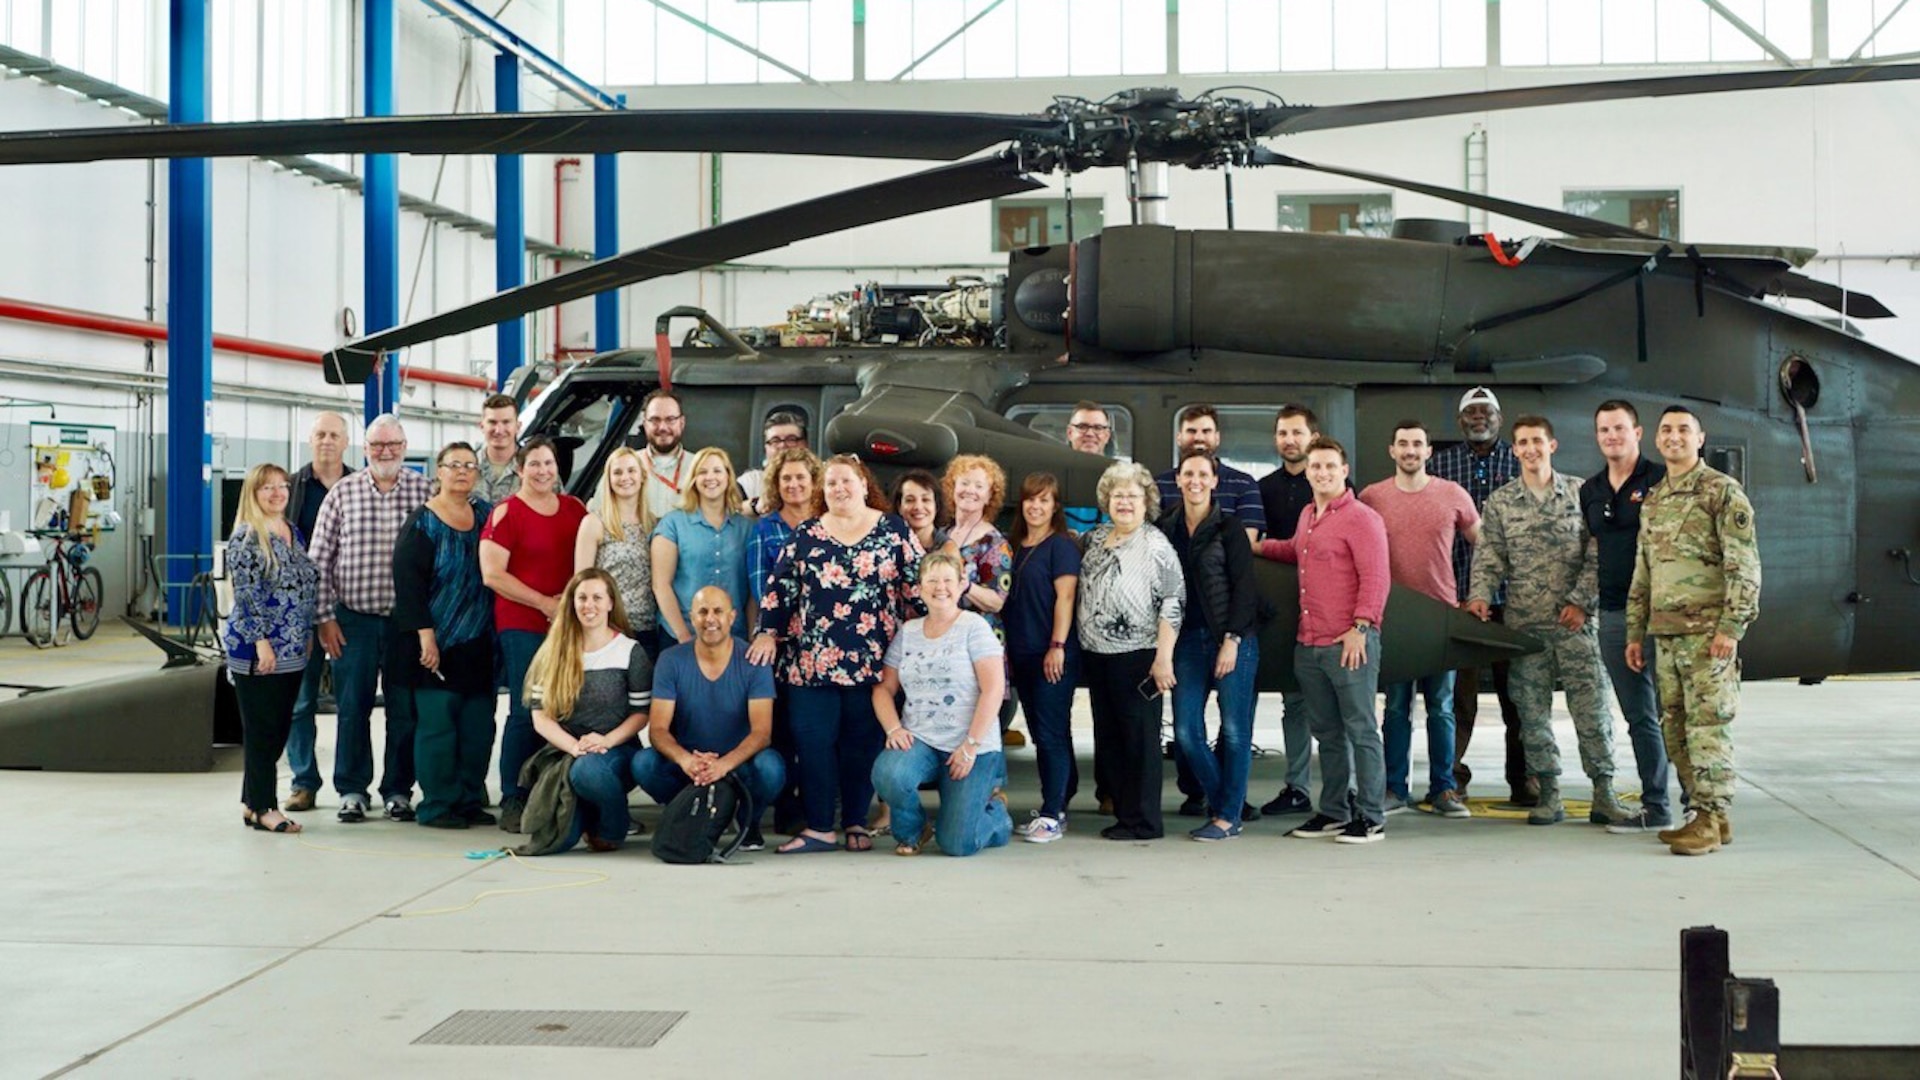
[1170,628,1260,825]
[561,742,640,850]
[496,629,546,803]
[631,746,788,820]
[329,607,416,802]
[1382,671,1457,801]
[787,683,884,832]
[1294,629,1384,823]
[282,655,327,793]
[871,741,1012,856]
[1009,649,1079,819]
[1598,608,1671,815]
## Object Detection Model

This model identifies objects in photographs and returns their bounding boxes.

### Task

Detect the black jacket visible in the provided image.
[288,462,354,550]
[1158,502,1259,639]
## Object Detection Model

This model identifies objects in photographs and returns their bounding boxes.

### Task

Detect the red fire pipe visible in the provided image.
[0,296,493,390]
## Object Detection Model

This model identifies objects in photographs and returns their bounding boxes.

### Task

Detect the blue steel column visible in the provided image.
[166,0,212,625]
[494,52,525,387]
[593,94,624,352]
[364,0,401,419]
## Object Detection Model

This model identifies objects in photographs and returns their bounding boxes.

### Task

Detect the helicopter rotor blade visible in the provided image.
[321,155,1043,384]
[1259,61,1920,137]
[0,109,1066,167]
[1248,147,1658,240]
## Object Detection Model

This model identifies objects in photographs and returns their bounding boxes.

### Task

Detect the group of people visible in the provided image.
[220,384,1758,860]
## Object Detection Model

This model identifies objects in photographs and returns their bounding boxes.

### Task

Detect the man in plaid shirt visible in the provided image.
[310,413,433,823]
[1427,387,1530,805]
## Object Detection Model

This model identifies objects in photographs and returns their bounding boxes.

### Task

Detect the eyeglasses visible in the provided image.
[367,439,406,451]
[1069,422,1111,434]
[439,461,479,472]
[644,416,684,427]
[765,434,806,447]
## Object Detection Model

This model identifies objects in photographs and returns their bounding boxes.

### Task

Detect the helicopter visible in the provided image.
[0,61,1917,738]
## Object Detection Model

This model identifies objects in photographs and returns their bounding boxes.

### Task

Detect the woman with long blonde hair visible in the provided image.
[652,446,754,649]
[527,568,653,852]
[575,445,659,656]
[223,463,320,835]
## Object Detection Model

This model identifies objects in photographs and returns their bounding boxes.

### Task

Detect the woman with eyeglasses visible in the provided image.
[739,411,808,515]
[1077,461,1184,841]
[392,443,497,829]
[652,446,755,652]
[481,436,590,832]
[224,463,320,835]
[750,454,924,853]
[575,445,659,658]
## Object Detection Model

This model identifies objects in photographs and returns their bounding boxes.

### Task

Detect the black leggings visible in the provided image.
[233,669,304,813]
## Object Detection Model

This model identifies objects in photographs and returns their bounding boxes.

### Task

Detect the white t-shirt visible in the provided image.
[884,611,1005,754]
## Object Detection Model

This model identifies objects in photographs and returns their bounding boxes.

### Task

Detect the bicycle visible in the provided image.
[22,532,103,647]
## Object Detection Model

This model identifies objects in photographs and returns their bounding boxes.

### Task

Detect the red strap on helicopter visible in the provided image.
[1481,233,1523,267]
[654,331,673,392]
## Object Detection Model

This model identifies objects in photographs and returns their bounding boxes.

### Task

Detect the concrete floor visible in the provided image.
[2,623,1917,1078]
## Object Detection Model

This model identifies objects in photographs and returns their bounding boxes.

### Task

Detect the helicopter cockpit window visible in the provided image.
[1007,404,1134,462]
[542,388,636,490]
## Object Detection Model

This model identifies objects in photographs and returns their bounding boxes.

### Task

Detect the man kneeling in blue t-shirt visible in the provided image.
[632,586,786,852]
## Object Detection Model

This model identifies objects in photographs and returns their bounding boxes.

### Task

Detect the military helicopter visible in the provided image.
[2,62,1918,700]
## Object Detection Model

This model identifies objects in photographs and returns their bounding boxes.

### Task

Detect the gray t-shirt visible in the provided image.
[884,611,1004,754]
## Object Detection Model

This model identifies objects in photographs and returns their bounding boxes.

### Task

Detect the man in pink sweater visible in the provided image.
[1257,437,1392,844]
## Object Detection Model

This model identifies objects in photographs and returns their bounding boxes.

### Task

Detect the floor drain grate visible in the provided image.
[413,1009,686,1048]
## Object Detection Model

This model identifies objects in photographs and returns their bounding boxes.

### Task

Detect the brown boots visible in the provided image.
[1663,810,1731,856]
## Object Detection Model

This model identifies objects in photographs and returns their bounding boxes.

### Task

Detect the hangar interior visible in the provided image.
[3,3,1919,1076]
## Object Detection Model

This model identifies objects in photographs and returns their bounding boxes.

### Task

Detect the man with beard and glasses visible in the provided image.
[1062,400,1115,535]
[634,388,690,522]
[1428,387,1528,806]
[310,413,432,824]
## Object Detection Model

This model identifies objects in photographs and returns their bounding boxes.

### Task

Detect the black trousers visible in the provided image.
[1453,606,1524,794]
[234,668,305,814]
[1086,649,1164,838]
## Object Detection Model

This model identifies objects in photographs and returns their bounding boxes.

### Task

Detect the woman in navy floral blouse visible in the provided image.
[750,454,924,854]
[224,463,320,835]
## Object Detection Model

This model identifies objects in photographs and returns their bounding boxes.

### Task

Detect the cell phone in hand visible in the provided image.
[1137,676,1163,701]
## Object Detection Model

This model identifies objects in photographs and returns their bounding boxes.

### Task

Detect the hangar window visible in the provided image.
[992,198,1105,252]
[1564,189,1680,238]
[1008,403,1135,462]
[1277,193,1394,238]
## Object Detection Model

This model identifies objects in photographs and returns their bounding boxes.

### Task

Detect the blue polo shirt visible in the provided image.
[650,637,776,754]
[1156,462,1267,537]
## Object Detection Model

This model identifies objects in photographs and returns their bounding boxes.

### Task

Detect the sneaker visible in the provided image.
[1607,808,1674,835]
[1334,817,1386,845]
[1189,821,1242,842]
[499,796,525,834]
[337,795,367,824]
[284,788,315,812]
[1015,810,1047,837]
[740,826,766,852]
[383,796,415,822]
[1240,802,1262,822]
[1261,786,1313,816]
[1177,795,1207,818]
[1288,813,1347,839]
[1431,790,1472,819]
[1024,816,1065,844]
[1382,792,1411,816]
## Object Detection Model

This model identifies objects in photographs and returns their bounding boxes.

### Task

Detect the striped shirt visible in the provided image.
[1077,524,1184,654]
[529,634,653,739]
[309,468,432,622]
[1428,439,1519,603]
[1156,462,1267,537]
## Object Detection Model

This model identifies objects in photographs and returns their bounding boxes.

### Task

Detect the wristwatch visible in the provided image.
[1048,640,1067,650]
[1223,633,1240,645]
[1352,619,1373,632]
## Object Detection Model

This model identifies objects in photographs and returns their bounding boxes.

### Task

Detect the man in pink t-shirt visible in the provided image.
[1358,419,1480,819]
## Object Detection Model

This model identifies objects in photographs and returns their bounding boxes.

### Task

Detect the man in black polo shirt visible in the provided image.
[1580,399,1673,832]
[1253,404,1322,817]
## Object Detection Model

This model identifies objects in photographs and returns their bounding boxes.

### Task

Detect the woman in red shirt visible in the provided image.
[481,436,589,830]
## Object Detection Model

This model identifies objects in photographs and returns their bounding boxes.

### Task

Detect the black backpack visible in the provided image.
[650,774,753,864]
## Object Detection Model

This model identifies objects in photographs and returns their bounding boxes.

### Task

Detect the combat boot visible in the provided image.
[1588,777,1628,825]
[1717,813,1732,846]
[1528,776,1566,826]
[1658,810,1694,843]
[1667,811,1722,856]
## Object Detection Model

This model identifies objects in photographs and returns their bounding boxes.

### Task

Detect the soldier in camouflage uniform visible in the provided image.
[1468,415,1624,826]
[1626,405,1760,857]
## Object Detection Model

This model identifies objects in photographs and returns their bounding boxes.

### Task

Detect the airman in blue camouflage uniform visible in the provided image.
[1468,415,1623,826]
[1626,405,1760,857]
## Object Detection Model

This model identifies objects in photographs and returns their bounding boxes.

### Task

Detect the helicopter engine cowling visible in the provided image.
[1073,224,1451,363]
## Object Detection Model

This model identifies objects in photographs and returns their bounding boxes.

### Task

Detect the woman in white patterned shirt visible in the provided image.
[1077,462,1184,841]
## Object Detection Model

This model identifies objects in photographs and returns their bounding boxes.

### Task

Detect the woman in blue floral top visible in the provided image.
[224,463,320,835]
[942,454,1015,742]
[750,454,924,853]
